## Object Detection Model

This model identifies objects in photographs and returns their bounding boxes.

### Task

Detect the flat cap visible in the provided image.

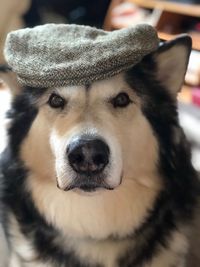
[4,23,159,88]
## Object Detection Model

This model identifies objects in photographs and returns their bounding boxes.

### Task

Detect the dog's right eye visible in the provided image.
[48,93,66,109]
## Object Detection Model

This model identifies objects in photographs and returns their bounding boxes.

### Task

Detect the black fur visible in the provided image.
[0,56,199,266]
[0,64,12,72]
[119,55,200,266]
[6,90,38,156]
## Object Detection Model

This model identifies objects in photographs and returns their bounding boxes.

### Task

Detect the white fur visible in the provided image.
[145,231,188,267]
[0,223,9,267]
[27,172,161,241]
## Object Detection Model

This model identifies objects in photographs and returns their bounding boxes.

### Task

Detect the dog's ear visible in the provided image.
[153,35,192,96]
[0,65,22,95]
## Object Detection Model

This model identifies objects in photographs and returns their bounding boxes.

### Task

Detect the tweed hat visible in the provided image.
[4,23,159,88]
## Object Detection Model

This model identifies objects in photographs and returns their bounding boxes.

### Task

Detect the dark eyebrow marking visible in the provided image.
[85,83,91,92]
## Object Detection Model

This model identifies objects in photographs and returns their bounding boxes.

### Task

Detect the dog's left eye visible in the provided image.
[111,92,132,108]
[48,93,66,109]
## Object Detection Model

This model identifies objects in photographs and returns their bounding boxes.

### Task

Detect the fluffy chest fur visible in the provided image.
[8,213,188,267]
[9,222,130,267]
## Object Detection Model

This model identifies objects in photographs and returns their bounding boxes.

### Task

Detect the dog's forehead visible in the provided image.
[54,73,132,98]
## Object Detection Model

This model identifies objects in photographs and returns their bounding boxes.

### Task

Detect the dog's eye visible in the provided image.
[111,92,132,108]
[48,93,66,109]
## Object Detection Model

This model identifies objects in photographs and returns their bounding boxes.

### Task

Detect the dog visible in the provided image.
[0,35,199,267]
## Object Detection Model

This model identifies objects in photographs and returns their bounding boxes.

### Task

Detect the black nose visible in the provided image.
[67,137,110,175]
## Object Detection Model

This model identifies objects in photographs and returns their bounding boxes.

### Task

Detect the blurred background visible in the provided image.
[0,0,200,171]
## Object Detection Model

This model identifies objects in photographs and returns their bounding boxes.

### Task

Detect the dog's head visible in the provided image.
[6,36,191,195]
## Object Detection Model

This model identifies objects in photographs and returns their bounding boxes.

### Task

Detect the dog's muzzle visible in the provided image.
[66,136,112,192]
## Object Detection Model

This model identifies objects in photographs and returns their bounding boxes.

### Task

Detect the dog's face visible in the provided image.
[20,74,159,194]
[19,37,191,196]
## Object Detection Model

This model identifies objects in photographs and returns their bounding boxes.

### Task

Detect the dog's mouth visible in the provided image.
[57,172,123,193]
[64,181,114,192]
